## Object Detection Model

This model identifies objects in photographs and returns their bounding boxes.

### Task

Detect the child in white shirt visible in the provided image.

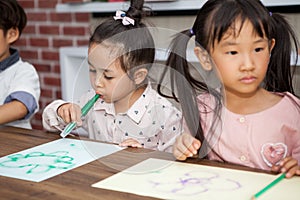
[42,0,184,152]
[0,0,40,129]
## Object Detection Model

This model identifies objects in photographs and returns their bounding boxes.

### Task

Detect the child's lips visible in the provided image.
[95,91,103,97]
[240,76,256,83]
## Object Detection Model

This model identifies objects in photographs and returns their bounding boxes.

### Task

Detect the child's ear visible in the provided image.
[194,46,212,70]
[6,28,19,44]
[270,38,275,52]
[133,68,148,85]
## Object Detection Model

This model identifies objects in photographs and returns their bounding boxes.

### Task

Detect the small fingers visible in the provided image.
[271,166,280,173]
[173,147,188,161]
[296,168,300,176]
[119,138,143,148]
[279,157,299,178]
[70,106,82,125]
[57,103,81,124]
[173,136,193,160]
[173,133,201,161]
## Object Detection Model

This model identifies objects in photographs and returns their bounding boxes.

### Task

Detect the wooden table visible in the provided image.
[0,126,270,200]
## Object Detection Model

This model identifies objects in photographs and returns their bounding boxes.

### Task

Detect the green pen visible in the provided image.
[60,93,101,138]
[251,173,286,199]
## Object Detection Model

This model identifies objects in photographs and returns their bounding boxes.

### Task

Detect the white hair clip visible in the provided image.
[113,10,135,26]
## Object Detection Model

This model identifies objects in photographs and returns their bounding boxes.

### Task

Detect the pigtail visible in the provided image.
[126,0,149,26]
[158,29,208,158]
[128,0,144,11]
[266,13,299,94]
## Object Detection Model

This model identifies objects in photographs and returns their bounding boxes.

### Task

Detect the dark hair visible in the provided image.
[159,0,300,158]
[0,0,27,36]
[89,0,155,77]
[191,0,298,94]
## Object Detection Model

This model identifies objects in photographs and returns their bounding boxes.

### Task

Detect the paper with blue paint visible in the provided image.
[0,138,123,182]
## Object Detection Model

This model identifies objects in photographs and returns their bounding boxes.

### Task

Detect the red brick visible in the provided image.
[76,39,89,46]
[41,89,53,98]
[14,38,28,46]
[56,90,62,99]
[32,115,43,125]
[53,64,61,73]
[61,0,84,3]
[32,123,43,130]
[18,0,35,9]
[14,0,92,132]
[75,13,90,22]
[30,38,49,47]
[42,51,59,61]
[23,25,36,34]
[53,39,73,48]
[38,0,57,9]
[44,76,61,86]
[19,50,39,59]
[39,25,60,35]
[63,26,86,36]
[27,12,48,22]
[43,99,58,107]
[50,13,72,22]
[33,112,42,121]
[33,63,51,72]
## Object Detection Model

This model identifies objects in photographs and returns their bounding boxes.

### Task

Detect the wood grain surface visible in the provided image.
[0,126,271,200]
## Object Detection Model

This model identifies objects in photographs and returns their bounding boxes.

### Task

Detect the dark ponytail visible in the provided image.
[126,0,146,25]
[266,13,299,95]
[158,29,210,158]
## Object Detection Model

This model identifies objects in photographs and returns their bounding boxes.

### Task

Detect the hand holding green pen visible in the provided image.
[60,93,101,138]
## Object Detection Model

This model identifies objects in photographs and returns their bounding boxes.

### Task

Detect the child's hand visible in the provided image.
[271,156,300,178]
[119,138,143,148]
[173,133,201,161]
[57,103,82,126]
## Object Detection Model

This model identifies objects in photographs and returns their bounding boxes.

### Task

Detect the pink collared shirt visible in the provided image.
[43,84,184,153]
[197,92,300,170]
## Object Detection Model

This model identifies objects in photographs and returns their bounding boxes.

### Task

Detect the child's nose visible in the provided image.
[95,73,104,87]
[240,54,255,71]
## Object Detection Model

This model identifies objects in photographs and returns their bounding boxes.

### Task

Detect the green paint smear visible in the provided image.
[0,151,76,174]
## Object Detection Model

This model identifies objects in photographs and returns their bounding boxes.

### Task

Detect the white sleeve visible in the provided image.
[42,100,68,132]
[9,60,40,114]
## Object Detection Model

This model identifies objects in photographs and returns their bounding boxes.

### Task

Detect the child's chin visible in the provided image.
[102,97,111,103]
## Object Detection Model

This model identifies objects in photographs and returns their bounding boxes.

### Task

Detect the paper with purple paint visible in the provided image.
[92,158,300,200]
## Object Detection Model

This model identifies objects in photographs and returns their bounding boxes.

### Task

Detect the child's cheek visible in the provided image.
[89,73,97,90]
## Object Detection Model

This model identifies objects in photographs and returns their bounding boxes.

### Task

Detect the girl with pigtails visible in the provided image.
[43,0,185,153]
[161,0,300,178]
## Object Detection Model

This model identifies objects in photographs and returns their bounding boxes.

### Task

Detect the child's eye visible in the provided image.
[89,68,96,73]
[254,48,264,52]
[104,75,113,80]
[226,51,238,55]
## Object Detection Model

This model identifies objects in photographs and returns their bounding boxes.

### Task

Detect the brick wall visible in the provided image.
[15,0,91,130]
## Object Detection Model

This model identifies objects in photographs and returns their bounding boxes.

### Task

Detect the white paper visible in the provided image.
[92,158,300,200]
[0,138,123,182]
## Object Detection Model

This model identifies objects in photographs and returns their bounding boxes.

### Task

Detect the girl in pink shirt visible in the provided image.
[161,0,300,177]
